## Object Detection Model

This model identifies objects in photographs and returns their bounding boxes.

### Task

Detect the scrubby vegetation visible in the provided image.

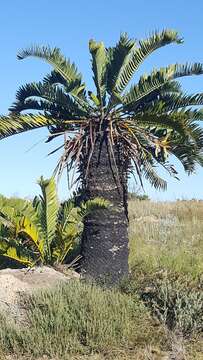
[0,199,202,360]
[0,282,165,359]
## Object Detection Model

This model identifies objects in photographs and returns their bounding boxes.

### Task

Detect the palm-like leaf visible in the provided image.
[10,81,88,118]
[18,46,82,90]
[16,216,43,255]
[134,111,203,141]
[0,238,33,266]
[106,33,135,95]
[142,160,167,190]
[140,92,203,114]
[114,29,183,94]
[123,63,203,110]
[54,201,82,264]
[0,177,109,267]
[34,177,58,261]
[89,40,108,106]
[80,197,110,217]
[17,46,90,110]
[0,114,56,140]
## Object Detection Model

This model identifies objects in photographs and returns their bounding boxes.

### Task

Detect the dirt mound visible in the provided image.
[0,266,79,322]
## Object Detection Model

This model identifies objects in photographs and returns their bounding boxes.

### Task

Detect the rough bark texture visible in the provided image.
[80,140,129,285]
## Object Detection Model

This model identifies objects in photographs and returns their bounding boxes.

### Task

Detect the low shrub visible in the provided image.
[0,281,167,358]
[120,270,203,337]
[128,192,150,201]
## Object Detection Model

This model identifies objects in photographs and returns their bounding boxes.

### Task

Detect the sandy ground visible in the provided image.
[0,266,79,322]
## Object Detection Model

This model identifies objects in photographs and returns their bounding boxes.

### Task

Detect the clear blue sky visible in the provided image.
[0,0,203,200]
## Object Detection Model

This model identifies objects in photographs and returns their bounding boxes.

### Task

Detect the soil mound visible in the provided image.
[0,266,79,322]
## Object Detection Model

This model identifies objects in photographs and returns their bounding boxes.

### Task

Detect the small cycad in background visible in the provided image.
[0,177,108,267]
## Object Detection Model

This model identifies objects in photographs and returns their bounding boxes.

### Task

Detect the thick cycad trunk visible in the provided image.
[80,140,129,284]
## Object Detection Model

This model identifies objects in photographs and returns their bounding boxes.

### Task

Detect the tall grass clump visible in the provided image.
[0,281,166,358]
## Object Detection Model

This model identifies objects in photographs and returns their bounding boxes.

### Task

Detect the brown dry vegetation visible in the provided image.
[129,199,203,276]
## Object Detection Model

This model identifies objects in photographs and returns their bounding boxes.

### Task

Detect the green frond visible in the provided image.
[0,196,32,215]
[171,134,203,173]
[0,238,33,266]
[160,81,182,94]
[0,212,15,229]
[43,70,68,87]
[0,114,56,140]
[16,216,44,256]
[0,208,17,243]
[54,212,81,263]
[80,197,110,217]
[135,111,203,145]
[10,98,48,113]
[123,69,168,109]
[53,199,85,264]
[170,110,203,147]
[106,33,135,94]
[17,45,89,109]
[115,29,183,94]
[156,93,203,113]
[182,108,203,121]
[126,81,183,114]
[0,206,18,223]
[35,177,59,259]
[52,236,73,264]
[17,45,82,85]
[84,197,110,211]
[10,82,88,117]
[136,92,203,114]
[57,200,79,228]
[43,70,86,99]
[89,40,108,105]
[142,160,167,190]
[123,63,203,111]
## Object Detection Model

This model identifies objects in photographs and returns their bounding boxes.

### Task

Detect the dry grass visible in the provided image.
[129,199,203,277]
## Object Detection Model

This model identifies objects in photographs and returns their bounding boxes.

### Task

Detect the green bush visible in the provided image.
[0,281,166,358]
[128,192,150,201]
[120,270,203,337]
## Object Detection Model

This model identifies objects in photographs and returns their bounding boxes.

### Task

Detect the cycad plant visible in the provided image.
[0,177,108,267]
[0,30,203,281]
